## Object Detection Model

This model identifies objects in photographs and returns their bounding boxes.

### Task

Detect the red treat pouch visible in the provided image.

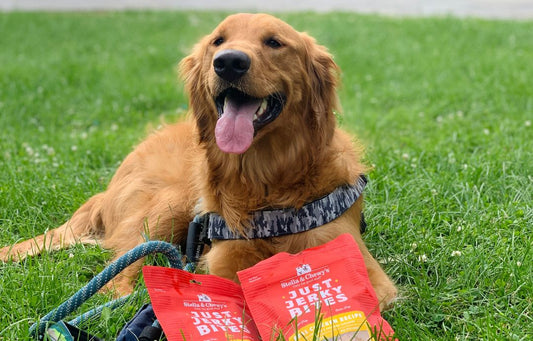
[238,234,395,341]
[143,266,260,341]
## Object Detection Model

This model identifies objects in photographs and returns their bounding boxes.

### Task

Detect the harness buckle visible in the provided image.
[185,214,211,265]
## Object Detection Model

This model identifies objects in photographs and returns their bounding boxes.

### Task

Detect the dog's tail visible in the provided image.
[0,193,105,262]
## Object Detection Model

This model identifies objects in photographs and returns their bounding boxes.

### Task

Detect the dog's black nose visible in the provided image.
[213,49,251,82]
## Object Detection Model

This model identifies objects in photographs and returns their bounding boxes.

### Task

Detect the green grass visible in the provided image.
[1,11,532,340]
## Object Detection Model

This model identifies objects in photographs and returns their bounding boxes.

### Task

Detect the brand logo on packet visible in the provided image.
[197,293,212,302]
[296,264,312,275]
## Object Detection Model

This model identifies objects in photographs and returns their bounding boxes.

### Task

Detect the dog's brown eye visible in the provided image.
[213,37,224,46]
[265,38,282,49]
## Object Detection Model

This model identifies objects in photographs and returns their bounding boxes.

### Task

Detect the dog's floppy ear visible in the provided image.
[301,33,340,142]
[179,39,213,143]
[179,52,200,96]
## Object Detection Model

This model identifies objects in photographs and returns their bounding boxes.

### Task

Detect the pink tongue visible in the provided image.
[215,98,260,154]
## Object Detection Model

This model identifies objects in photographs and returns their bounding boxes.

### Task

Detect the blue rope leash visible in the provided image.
[68,291,140,327]
[30,241,183,338]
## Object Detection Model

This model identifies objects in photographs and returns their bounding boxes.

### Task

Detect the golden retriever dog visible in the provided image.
[0,13,397,310]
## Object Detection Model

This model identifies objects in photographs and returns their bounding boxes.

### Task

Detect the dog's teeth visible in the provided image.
[255,99,268,118]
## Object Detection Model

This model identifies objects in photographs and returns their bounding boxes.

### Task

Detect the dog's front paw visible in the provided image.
[375,283,398,311]
[0,245,23,262]
[0,246,11,262]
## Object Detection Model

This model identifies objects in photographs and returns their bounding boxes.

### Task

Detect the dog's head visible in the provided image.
[180,13,339,155]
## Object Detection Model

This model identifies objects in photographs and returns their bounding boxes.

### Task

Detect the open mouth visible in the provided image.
[215,88,285,131]
[213,88,285,154]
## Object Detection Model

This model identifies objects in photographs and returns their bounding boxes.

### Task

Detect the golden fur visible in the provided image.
[0,13,397,310]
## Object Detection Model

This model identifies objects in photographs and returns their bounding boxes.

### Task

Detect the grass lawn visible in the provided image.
[1,11,532,340]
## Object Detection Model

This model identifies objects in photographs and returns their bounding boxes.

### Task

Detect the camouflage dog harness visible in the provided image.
[207,175,368,240]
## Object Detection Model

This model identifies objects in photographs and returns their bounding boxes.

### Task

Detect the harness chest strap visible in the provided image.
[207,175,368,240]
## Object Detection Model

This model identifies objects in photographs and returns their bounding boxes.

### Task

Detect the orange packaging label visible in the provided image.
[237,234,395,341]
[143,266,260,341]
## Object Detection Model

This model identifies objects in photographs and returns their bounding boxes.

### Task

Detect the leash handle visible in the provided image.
[30,241,183,339]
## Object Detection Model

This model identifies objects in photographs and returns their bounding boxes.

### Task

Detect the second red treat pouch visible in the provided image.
[237,233,395,341]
